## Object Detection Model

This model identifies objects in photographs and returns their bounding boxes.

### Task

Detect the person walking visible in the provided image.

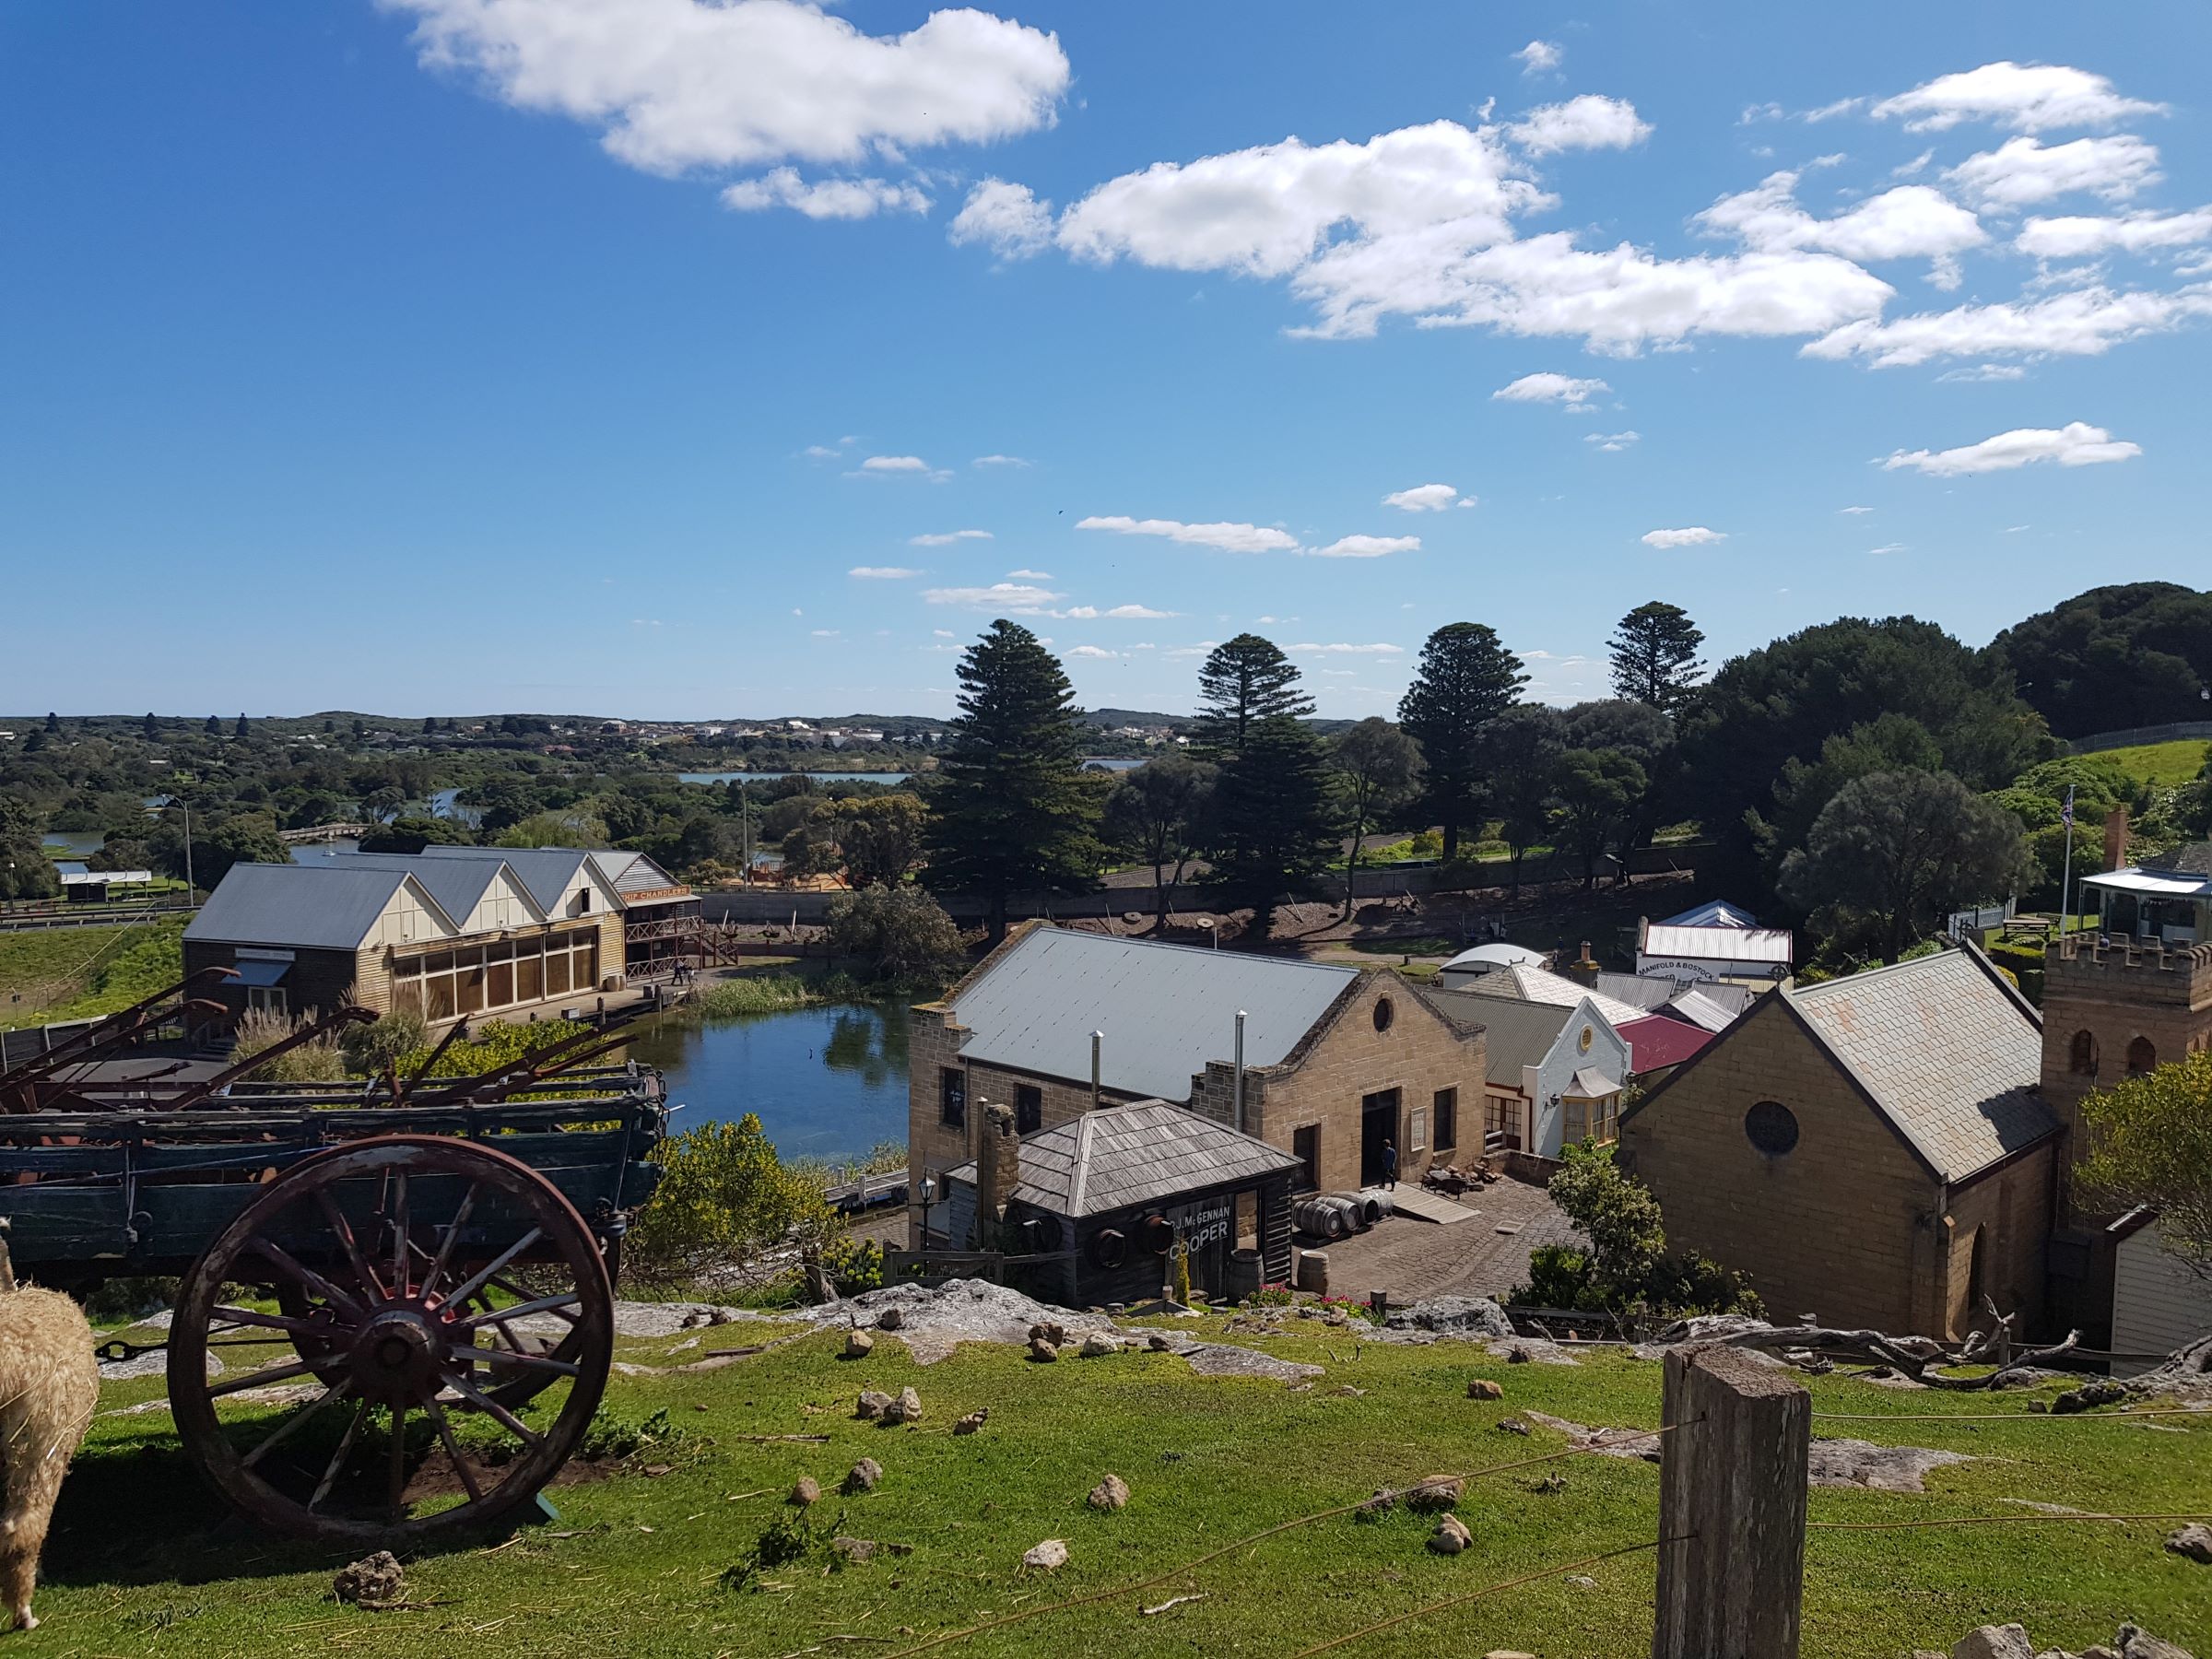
[1382,1137,1398,1191]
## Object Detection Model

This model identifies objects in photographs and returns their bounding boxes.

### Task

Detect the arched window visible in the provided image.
[2068,1030,2099,1077]
[2126,1036,2157,1077]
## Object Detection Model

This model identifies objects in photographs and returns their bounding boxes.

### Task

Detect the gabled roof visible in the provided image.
[943,927,1359,1104]
[1440,943,1547,974]
[1641,923,1794,968]
[1659,900,1760,929]
[1465,963,1650,1028]
[587,849,687,898]
[1420,985,1576,1086]
[1591,971,1677,1013]
[415,845,608,913]
[185,863,450,951]
[1616,1014,1713,1073]
[324,851,541,928]
[1662,988,1747,1033]
[1782,947,2057,1182]
[945,1100,1301,1218]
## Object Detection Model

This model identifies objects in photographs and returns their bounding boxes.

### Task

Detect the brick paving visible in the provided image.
[1308,1176,1583,1304]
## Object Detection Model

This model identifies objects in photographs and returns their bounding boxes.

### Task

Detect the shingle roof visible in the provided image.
[1472,963,1651,1028]
[1784,947,2058,1182]
[184,862,436,950]
[945,1100,1301,1218]
[1419,985,1577,1086]
[947,928,1359,1103]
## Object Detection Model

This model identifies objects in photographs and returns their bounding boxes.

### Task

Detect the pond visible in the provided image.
[621,1002,912,1168]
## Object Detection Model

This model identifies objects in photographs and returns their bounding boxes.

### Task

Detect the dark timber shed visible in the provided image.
[935,1100,1300,1306]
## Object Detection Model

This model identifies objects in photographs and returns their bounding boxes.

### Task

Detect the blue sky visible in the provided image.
[4,3,2206,720]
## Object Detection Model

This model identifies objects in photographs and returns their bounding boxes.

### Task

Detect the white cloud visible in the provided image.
[1493,371,1613,409]
[1506,96,1653,157]
[1382,483,1473,512]
[949,178,1056,257]
[1740,102,1784,125]
[932,629,956,638]
[1067,644,1119,659]
[1584,429,1641,451]
[1065,603,1179,619]
[972,453,1031,467]
[1936,362,2029,382]
[722,168,928,219]
[1879,420,2141,476]
[857,453,950,481]
[1288,641,1406,654]
[803,443,841,459]
[1801,97,1865,124]
[2018,207,2212,259]
[1512,40,1562,76]
[1641,526,1727,547]
[1945,135,2160,208]
[1309,535,1421,559]
[810,628,841,637]
[848,565,924,579]
[1871,62,2166,135]
[388,0,1070,172]
[1696,171,1984,287]
[1840,504,1874,513]
[1806,282,2212,366]
[1076,514,1299,553]
[922,582,1065,611]
[908,528,993,546]
[1006,568,1053,579]
[1867,542,1908,556]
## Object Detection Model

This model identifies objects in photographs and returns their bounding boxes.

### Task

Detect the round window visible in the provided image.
[1372,996,1394,1033]
[1578,1024,1594,1053]
[1744,1100,1800,1157]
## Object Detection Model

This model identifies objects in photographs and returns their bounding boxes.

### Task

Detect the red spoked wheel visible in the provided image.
[166,1135,614,1547]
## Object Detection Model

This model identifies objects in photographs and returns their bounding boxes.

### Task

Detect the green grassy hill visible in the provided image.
[32,1309,2212,1657]
[2095,738,2211,789]
[0,917,186,1030]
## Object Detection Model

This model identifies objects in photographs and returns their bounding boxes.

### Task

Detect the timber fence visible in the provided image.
[869,1344,2212,1659]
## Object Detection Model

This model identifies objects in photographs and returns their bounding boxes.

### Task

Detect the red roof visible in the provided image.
[1619,1015,1715,1074]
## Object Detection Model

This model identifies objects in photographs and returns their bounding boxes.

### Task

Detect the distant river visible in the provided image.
[679,771,918,788]
[622,1003,912,1168]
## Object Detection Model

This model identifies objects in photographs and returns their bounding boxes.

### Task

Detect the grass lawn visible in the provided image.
[2094,738,2211,789]
[27,1312,2212,1657]
[0,917,187,1029]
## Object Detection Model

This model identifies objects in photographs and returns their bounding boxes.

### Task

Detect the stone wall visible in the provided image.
[1942,1142,2059,1336]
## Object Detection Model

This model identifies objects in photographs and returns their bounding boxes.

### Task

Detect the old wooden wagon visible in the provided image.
[0,976,665,1547]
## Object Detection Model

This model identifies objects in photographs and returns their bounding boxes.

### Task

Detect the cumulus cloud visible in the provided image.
[1936,362,2028,382]
[803,443,842,459]
[1506,96,1653,157]
[856,454,950,481]
[1288,641,1406,654]
[1641,526,1727,547]
[1067,644,1120,659]
[1871,62,2166,134]
[973,453,1031,467]
[948,177,1056,257]
[1382,483,1473,512]
[1696,171,1984,287]
[1879,420,2141,476]
[1006,567,1053,578]
[1309,535,1421,559]
[1065,603,1179,618]
[1806,282,2212,366]
[1494,371,1613,409]
[1513,40,1562,75]
[922,581,1065,611]
[849,565,924,579]
[1076,514,1300,553]
[2017,207,2212,259]
[909,528,994,546]
[387,0,1070,172]
[1584,429,1641,451]
[1945,135,2161,208]
[722,169,928,218]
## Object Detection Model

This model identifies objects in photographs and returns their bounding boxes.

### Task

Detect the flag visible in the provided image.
[2061,783,2075,829]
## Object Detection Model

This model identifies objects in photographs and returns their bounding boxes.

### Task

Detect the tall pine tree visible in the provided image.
[1607,601,1707,714]
[1396,622,1527,861]
[923,620,1100,943]
[1194,637,1337,935]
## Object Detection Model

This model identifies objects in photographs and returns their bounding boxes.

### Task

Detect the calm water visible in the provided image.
[1080,757,1145,772]
[622,1003,912,1167]
[679,771,918,788]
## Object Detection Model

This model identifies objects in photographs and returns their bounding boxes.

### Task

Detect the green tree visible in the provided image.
[1989,582,2212,740]
[1547,1141,1667,1302]
[2074,1053,2212,1277]
[1778,770,2033,962]
[823,793,927,889]
[1472,704,1566,889]
[922,620,1101,944]
[1607,601,1707,713]
[1398,622,1527,861]
[1207,710,1339,935]
[1192,633,1312,757]
[233,713,249,740]
[1551,747,1648,889]
[1756,712,1946,896]
[43,712,60,734]
[826,883,964,984]
[1329,718,1421,919]
[204,714,221,737]
[359,815,476,853]
[142,712,159,741]
[194,813,291,886]
[626,1113,840,1288]
[1100,751,1218,924]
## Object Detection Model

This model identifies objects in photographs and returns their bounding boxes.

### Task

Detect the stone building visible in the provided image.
[1419,983,1630,1154]
[1619,945,2062,1339]
[905,924,1486,1248]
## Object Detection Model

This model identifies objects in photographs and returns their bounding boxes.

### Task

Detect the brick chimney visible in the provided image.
[1561,940,1601,984]
[2104,806,2130,872]
[973,1102,1019,1243]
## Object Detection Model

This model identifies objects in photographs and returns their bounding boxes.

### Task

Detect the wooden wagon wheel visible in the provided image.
[166,1135,614,1547]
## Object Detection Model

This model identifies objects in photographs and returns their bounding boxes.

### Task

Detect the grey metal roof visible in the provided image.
[185,863,427,951]
[1474,963,1652,1029]
[1659,900,1760,928]
[416,845,594,913]
[1591,971,1677,1013]
[1440,943,1547,973]
[1664,988,1747,1032]
[1419,985,1577,1087]
[948,928,1359,1103]
[586,849,685,897]
[325,851,521,926]
[1785,947,2058,1182]
[945,1100,1302,1218]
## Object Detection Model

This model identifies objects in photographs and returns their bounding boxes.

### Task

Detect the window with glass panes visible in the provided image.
[389,928,598,1018]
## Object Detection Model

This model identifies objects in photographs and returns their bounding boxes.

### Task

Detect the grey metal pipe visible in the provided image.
[1233,1009,1247,1135]
[1090,1030,1102,1112]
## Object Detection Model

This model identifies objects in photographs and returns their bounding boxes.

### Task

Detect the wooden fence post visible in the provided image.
[1652,1343,1811,1659]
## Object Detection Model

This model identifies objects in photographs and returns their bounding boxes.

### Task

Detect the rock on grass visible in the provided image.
[1087,1474,1130,1512]
[1022,1538,1068,1571]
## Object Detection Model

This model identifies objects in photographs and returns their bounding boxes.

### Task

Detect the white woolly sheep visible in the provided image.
[0,1221,100,1632]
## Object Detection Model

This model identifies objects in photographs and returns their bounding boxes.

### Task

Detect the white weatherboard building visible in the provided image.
[2109,1210,2212,1378]
[1636,917,1793,989]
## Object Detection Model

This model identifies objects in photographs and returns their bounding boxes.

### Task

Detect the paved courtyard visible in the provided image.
[1302,1175,1583,1305]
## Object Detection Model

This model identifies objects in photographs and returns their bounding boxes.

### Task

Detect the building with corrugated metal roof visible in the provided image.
[907,923,1487,1250]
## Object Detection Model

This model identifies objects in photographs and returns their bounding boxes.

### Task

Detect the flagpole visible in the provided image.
[2057,784,2075,941]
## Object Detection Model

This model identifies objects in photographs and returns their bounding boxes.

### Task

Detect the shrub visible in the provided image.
[1519,1141,1762,1317]
[230,1007,345,1083]
[825,884,963,987]
[626,1112,843,1288]
[340,1007,426,1077]
[819,1235,883,1296]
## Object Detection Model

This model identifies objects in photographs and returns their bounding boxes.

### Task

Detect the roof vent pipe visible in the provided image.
[1091,1030,1103,1112]
[1233,1010,1247,1135]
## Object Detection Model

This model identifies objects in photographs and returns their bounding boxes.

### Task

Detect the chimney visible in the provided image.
[1562,940,1600,984]
[974,1102,1019,1241]
[2104,806,2129,872]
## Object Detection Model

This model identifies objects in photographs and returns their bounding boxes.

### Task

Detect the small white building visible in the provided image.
[2109,1210,2212,1377]
[1421,982,1632,1157]
[1637,917,1794,989]
[1436,942,1547,987]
